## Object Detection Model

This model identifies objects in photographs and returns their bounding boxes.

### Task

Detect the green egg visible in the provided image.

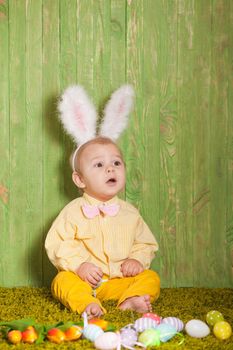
[138,329,160,347]
[206,310,224,326]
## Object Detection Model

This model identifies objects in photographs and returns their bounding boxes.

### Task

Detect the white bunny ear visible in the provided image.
[99,84,134,141]
[58,85,97,145]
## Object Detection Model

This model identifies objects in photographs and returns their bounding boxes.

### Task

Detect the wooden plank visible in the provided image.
[106,0,126,200]
[143,0,177,287]
[42,0,61,286]
[25,0,43,286]
[176,0,195,287]
[93,0,111,103]
[109,0,126,90]
[0,0,10,286]
[60,0,78,202]
[227,0,233,286]
[125,0,145,211]
[192,0,212,287]
[76,0,94,93]
[8,0,27,286]
[141,0,161,277]
[210,0,230,287]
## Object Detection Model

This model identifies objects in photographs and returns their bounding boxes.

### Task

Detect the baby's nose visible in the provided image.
[106,165,114,172]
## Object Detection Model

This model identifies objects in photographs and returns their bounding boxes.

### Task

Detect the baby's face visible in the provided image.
[76,143,126,201]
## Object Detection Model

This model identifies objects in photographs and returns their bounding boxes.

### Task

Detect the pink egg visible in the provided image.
[162,317,184,332]
[142,313,161,324]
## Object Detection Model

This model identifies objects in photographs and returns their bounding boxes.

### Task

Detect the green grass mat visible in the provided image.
[0,287,232,349]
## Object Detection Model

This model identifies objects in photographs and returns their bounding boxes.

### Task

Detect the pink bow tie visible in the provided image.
[82,203,120,219]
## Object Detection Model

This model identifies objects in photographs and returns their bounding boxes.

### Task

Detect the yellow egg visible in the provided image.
[213,321,232,340]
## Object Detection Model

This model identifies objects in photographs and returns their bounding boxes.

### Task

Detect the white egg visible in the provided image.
[94,332,119,350]
[185,319,210,338]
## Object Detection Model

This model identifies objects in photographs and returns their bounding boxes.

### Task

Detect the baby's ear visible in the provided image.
[72,171,86,189]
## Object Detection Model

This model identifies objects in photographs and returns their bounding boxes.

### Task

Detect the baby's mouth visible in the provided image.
[106,178,117,184]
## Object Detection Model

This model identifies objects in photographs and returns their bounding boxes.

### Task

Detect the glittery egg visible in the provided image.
[142,313,161,324]
[213,321,232,340]
[138,329,160,347]
[162,317,184,332]
[83,324,104,342]
[156,323,177,342]
[120,328,138,347]
[94,332,120,350]
[185,319,210,338]
[206,310,224,326]
[134,317,158,332]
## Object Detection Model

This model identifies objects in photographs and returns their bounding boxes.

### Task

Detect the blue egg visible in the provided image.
[156,323,177,342]
[83,324,104,341]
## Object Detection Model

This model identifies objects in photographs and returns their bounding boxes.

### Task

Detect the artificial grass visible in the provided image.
[0,287,232,349]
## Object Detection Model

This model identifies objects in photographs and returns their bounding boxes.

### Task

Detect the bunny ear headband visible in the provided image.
[58,84,135,171]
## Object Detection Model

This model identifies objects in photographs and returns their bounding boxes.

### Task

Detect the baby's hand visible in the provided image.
[120,258,144,277]
[76,262,103,288]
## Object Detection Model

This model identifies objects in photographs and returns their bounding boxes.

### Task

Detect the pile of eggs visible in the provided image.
[85,313,184,349]
[85,310,232,349]
[185,310,232,340]
[5,310,232,347]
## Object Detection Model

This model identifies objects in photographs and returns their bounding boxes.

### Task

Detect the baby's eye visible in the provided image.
[94,162,103,168]
[113,160,122,166]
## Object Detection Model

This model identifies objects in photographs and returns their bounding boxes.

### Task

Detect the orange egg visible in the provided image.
[7,330,22,344]
[65,325,82,341]
[47,328,66,344]
[89,318,108,330]
[21,326,38,344]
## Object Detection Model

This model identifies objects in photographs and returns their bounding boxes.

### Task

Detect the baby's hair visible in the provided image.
[73,136,123,173]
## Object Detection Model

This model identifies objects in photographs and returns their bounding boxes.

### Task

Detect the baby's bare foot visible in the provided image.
[119,294,152,313]
[84,303,104,319]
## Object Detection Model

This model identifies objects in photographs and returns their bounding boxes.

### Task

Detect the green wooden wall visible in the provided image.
[0,0,232,288]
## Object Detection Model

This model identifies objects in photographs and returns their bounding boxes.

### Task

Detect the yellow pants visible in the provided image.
[51,269,160,314]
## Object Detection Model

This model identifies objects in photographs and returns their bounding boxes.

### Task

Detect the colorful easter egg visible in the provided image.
[185,320,210,338]
[120,328,138,347]
[138,329,160,347]
[83,324,104,342]
[21,326,38,344]
[162,317,184,332]
[89,318,109,331]
[206,310,224,327]
[156,323,177,342]
[134,317,158,332]
[65,325,82,341]
[47,328,66,344]
[94,332,119,350]
[213,321,232,340]
[7,330,22,344]
[142,313,161,324]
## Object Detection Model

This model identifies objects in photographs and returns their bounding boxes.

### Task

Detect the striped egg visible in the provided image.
[162,317,184,332]
[134,317,158,332]
[83,324,104,342]
[94,332,120,350]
